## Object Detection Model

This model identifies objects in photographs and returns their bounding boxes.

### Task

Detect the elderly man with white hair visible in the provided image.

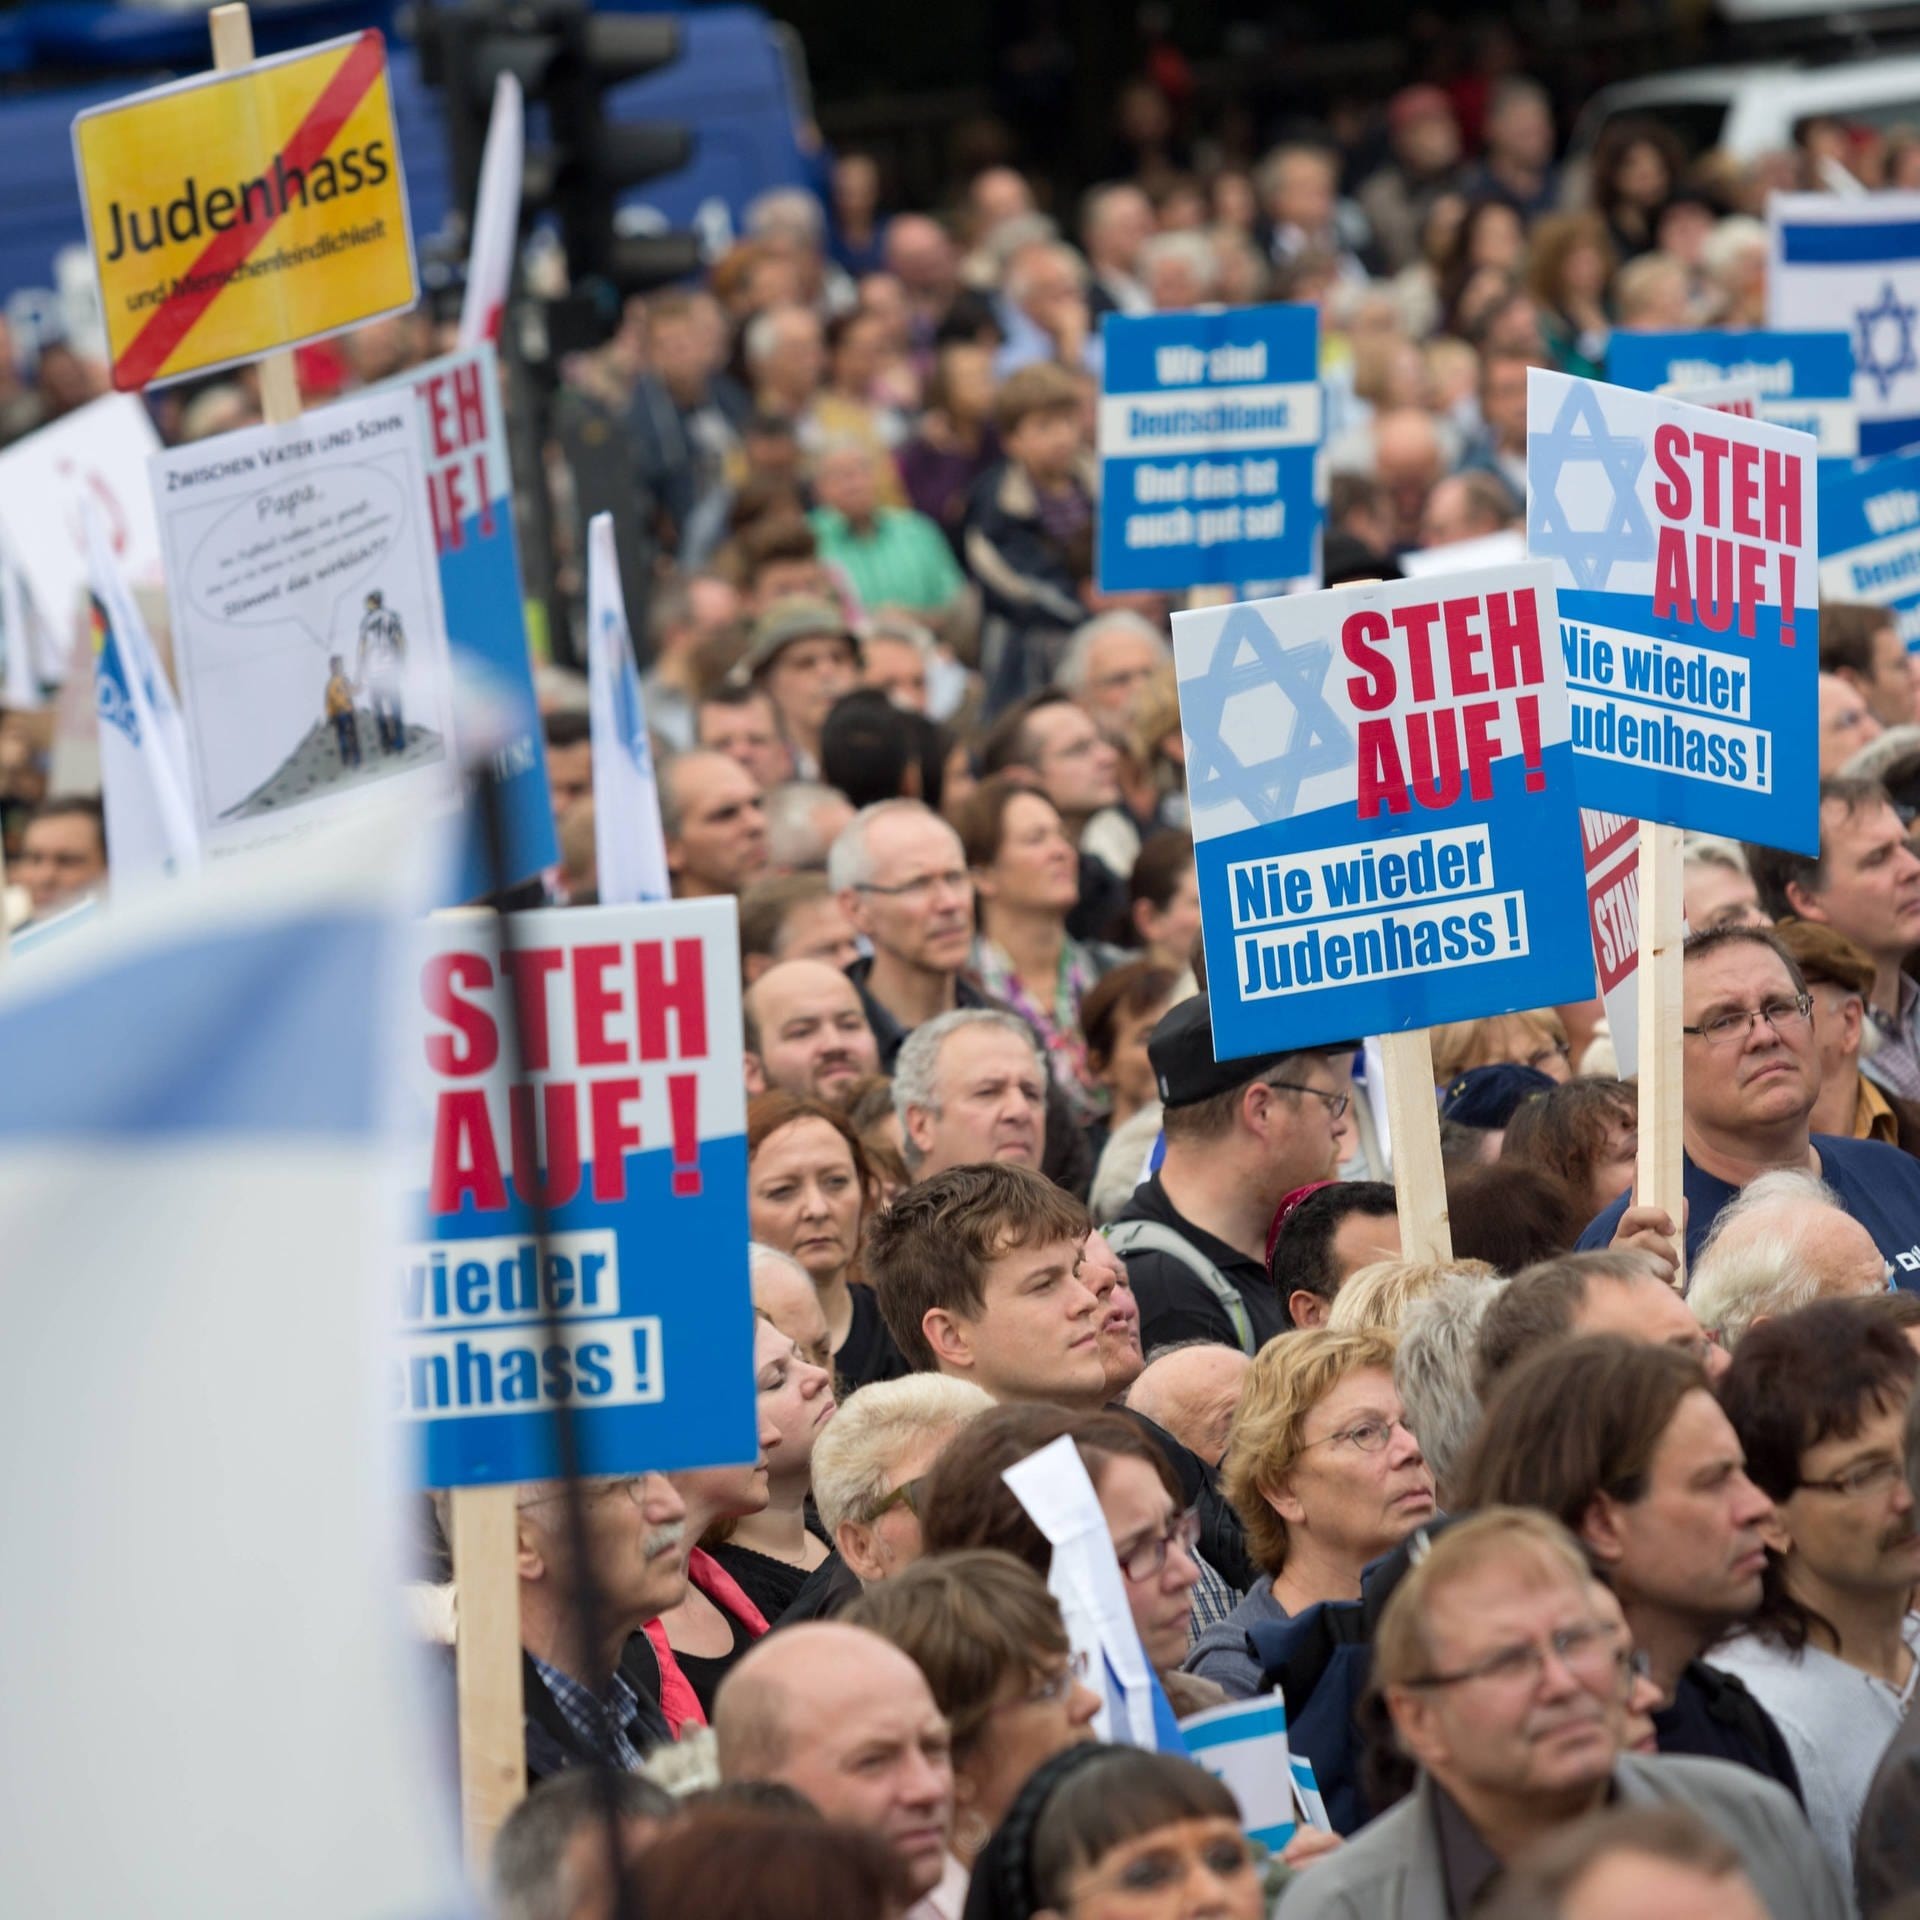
[1393,1272,1506,1507]
[892,1007,1048,1179]
[1687,1168,1890,1349]
[995,237,1099,378]
[1123,1341,1251,1464]
[1054,611,1172,731]
[1138,229,1221,312]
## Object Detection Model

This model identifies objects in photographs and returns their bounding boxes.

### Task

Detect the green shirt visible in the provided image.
[809,505,964,613]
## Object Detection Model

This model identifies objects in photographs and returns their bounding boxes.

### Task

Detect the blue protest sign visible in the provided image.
[1171,562,1593,1062]
[1819,446,1920,654]
[400,344,559,898]
[1607,331,1857,472]
[1526,369,1821,855]
[1098,305,1321,591]
[403,898,755,1488]
[1769,194,1920,458]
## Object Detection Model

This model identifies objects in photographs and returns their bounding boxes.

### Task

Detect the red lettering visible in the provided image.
[502,947,565,1070]
[1730,440,1760,538]
[1652,526,1693,626]
[1737,542,1765,639]
[422,952,497,1076]
[425,468,459,554]
[1696,536,1734,635]
[1485,589,1543,689]
[590,1078,643,1199]
[1341,609,1394,711]
[1764,447,1802,548]
[1696,433,1730,528]
[1406,710,1462,810]
[510,1082,583,1208]
[1461,700,1501,800]
[1653,424,1691,519]
[573,942,626,1065]
[424,373,456,459]
[452,360,486,449]
[1390,601,1442,703]
[1355,718,1409,819]
[429,1088,507,1212]
[1442,596,1488,696]
[634,939,708,1061]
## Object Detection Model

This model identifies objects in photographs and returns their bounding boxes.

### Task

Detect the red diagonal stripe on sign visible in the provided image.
[113,31,388,390]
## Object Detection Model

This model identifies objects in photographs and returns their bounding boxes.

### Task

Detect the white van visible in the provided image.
[1568,53,1920,164]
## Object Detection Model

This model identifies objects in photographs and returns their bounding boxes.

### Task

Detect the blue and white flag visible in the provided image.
[1769,194,1920,457]
[586,511,672,904]
[0,814,462,1918]
[84,498,201,890]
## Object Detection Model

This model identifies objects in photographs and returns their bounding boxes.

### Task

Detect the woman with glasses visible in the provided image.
[964,1744,1275,1920]
[1429,1008,1573,1086]
[918,1403,1224,1714]
[848,1549,1102,1900]
[747,1089,908,1392]
[957,775,1118,1126]
[1188,1329,1437,1699]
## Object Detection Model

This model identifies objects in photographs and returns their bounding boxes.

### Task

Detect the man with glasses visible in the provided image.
[1578,926,1920,1272]
[1110,992,1357,1354]
[1456,1336,1800,1798]
[1281,1508,1847,1920]
[502,1470,691,1780]
[831,799,995,1070]
[1747,777,1920,1105]
[1714,1301,1920,1881]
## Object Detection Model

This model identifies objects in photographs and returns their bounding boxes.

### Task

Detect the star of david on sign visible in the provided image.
[1527,380,1654,594]
[1182,604,1352,827]
[1855,280,1919,403]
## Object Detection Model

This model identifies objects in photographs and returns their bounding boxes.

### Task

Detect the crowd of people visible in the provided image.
[13,46,1920,1920]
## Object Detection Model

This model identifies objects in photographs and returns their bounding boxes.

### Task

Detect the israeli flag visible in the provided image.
[84,499,201,889]
[1770,193,1920,456]
[0,813,463,1918]
[586,511,672,903]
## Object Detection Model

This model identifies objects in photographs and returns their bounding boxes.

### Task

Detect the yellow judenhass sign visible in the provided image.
[72,30,417,392]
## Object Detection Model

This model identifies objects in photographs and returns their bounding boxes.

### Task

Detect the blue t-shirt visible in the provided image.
[1577,1134,1920,1280]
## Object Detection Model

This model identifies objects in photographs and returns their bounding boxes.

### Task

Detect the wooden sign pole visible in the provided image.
[207,4,302,426]
[1635,821,1687,1284]
[450,1484,528,1870]
[1377,1027,1454,1263]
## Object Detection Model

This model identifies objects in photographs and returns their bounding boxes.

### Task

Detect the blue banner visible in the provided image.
[1607,330,1856,472]
[1526,369,1821,855]
[1098,305,1321,592]
[399,344,558,899]
[403,899,756,1488]
[1171,563,1594,1061]
[1819,445,1920,655]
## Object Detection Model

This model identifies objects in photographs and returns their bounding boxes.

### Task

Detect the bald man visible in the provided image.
[744,958,881,1106]
[1125,1344,1252,1465]
[1373,408,1446,549]
[713,1622,955,1900]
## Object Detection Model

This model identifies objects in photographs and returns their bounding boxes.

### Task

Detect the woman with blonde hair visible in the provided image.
[1325,1256,1499,1336]
[1185,1329,1436,1698]
[1428,1006,1570,1085]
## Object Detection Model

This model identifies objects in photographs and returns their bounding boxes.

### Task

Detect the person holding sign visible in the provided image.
[1578,926,1920,1275]
[1109,993,1355,1357]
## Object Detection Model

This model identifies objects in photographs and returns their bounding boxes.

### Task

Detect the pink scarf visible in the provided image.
[644,1548,771,1736]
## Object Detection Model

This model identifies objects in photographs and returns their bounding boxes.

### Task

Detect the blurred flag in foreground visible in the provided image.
[586,511,673,904]
[458,73,524,350]
[85,499,201,890]
[0,815,463,1918]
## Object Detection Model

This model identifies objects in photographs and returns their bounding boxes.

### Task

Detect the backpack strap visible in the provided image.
[1104,1220,1257,1355]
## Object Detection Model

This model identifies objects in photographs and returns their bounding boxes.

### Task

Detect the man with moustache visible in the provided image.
[506,1470,691,1779]
[744,959,881,1108]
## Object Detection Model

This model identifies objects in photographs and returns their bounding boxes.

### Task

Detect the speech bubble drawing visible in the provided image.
[182,463,406,651]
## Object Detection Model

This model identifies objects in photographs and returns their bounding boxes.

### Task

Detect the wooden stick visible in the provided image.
[208,4,302,425]
[1635,821,1687,1285]
[450,1483,527,1872]
[1377,1026,1453,1262]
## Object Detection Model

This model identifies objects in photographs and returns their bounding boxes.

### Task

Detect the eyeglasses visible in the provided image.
[852,868,970,904]
[519,1474,653,1510]
[1119,1506,1202,1583]
[1682,994,1813,1045]
[868,1471,931,1523]
[1265,1079,1351,1121]
[1003,1649,1093,1710]
[1406,1619,1633,1694]
[1798,1455,1908,1499]
[1299,1414,1412,1455]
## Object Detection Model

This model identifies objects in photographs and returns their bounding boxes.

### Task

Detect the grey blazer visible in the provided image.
[1275,1753,1849,1920]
